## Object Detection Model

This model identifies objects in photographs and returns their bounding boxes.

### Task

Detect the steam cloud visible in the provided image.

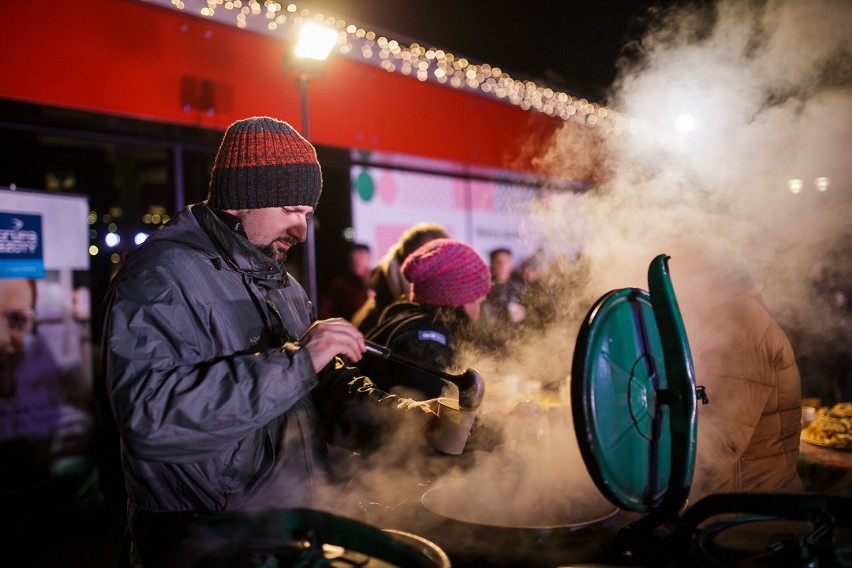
[534,0,852,314]
[508,0,852,509]
[313,0,852,549]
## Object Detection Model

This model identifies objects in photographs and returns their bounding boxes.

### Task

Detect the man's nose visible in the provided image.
[292,215,309,242]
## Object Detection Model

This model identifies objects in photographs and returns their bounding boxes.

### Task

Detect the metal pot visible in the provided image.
[407,479,630,567]
[183,508,451,568]
[420,479,619,530]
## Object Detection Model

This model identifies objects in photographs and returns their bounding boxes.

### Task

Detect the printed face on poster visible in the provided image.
[0,188,92,478]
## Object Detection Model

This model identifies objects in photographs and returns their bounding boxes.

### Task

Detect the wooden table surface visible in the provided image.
[797,439,852,495]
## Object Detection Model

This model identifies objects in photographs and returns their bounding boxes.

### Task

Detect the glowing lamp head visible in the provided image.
[294,22,338,62]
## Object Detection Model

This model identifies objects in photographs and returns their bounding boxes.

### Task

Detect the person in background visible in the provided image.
[318,242,372,321]
[672,245,803,504]
[351,222,449,333]
[479,247,525,349]
[102,116,439,567]
[357,238,490,400]
[516,251,556,331]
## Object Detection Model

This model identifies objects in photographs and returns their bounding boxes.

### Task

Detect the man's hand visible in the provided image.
[299,318,366,372]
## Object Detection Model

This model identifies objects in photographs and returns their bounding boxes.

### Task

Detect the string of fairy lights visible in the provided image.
[162,0,624,131]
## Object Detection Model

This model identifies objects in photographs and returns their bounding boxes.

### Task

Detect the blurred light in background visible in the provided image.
[295,22,338,61]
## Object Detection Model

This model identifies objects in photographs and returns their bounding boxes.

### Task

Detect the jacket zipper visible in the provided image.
[262,287,315,503]
[295,408,317,506]
[265,294,290,344]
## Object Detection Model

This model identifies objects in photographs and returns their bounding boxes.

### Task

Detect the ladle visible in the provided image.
[363,341,485,410]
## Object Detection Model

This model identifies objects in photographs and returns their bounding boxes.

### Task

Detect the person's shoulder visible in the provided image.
[367,301,429,340]
[405,327,451,349]
[112,233,221,301]
[124,237,209,276]
[388,305,449,342]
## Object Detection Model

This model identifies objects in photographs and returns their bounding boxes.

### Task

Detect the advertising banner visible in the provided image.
[0,211,45,278]
[0,188,92,486]
[351,166,539,264]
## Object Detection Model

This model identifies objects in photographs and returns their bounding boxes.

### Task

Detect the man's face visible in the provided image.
[234,206,314,267]
[0,279,35,377]
[350,249,371,279]
[491,251,514,283]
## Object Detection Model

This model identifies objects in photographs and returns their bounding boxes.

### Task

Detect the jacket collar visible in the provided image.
[139,203,289,284]
[192,204,289,283]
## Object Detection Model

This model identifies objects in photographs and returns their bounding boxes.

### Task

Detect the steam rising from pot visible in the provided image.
[318,0,852,530]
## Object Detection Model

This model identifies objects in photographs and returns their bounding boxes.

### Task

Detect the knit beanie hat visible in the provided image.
[207,116,322,210]
[402,238,491,307]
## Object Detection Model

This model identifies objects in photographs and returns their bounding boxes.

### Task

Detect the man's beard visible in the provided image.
[257,242,288,270]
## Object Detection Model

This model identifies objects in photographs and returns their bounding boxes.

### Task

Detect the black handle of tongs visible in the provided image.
[364,340,457,383]
[363,340,485,410]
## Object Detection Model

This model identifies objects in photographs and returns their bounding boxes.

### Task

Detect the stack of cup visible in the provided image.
[431,397,477,455]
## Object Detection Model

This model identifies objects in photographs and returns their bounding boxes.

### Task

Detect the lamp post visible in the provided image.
[292,22,337,306]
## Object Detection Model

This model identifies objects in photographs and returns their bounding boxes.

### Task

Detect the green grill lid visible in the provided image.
[571,254,697,514]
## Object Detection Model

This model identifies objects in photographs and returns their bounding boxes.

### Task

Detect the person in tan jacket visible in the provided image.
[672,245,803,504]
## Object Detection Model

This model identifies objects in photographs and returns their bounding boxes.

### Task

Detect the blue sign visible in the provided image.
[0,211,45,278]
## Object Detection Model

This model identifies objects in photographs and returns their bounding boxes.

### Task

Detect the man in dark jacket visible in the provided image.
[103,116,428,566]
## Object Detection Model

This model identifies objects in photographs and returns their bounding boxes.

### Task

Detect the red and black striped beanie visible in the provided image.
[207,116,322,210]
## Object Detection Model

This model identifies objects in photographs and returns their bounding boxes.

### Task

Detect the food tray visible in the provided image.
[801,435,852,451]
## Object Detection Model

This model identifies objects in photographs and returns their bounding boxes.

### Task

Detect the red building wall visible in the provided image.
[2,0,564,174]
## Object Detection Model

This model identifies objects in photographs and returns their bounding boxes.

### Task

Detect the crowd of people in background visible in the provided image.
[328,233,560,358]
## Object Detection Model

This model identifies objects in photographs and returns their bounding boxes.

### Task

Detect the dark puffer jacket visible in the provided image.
[103,205,408,540]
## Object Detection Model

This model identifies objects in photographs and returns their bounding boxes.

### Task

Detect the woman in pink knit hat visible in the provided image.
[356,238,491,399]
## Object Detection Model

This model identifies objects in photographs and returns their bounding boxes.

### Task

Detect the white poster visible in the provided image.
[351,165,539,264]
[0,188,93,482]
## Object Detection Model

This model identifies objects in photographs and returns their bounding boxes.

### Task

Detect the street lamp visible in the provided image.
[292,22,337,306]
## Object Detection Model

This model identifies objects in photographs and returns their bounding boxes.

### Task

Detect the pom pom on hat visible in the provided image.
[207,116,322,210]
[402,238,491,307]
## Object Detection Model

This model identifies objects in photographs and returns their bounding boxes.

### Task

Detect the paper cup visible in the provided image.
[431,397,477,455]
[802,406,816,426]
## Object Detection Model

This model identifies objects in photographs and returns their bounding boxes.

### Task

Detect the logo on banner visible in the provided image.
[0,211,45,278]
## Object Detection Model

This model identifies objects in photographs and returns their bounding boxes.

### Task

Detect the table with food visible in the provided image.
[798,402,852,495]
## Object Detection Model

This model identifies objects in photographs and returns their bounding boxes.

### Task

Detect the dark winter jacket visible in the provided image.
[357,301,462,399]
[103,204,411,562]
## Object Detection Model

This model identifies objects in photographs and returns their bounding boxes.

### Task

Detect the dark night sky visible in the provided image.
[303,0,676,103]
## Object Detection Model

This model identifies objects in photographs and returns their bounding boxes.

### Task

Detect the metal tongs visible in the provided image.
[363,341,485,411]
